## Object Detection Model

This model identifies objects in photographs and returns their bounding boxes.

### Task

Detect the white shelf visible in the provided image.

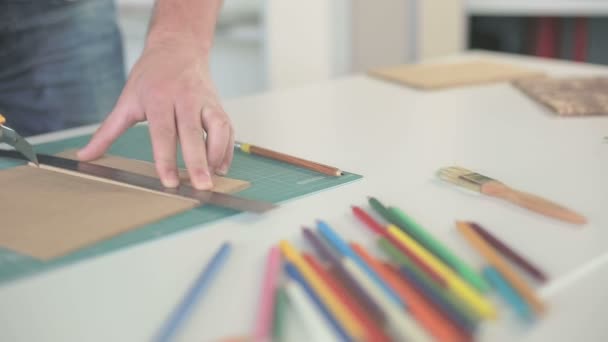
[467,0,608,16]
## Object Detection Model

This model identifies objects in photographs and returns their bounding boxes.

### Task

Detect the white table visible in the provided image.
[1,51,607,341]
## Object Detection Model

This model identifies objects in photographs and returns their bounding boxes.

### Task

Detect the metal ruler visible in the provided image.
[0,150,276,213]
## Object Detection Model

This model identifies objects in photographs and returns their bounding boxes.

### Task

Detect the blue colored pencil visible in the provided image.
[284,262,351,342]
[155,242,232,342]
[483,266,534,323]
[316,220,405,308]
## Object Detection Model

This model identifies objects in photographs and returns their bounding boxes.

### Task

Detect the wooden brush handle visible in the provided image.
[481,181,587,225]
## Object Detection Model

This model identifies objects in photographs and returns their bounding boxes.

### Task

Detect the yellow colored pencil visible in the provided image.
[278,240,365,340]
[455,222,546,315]
[387,225,497,319]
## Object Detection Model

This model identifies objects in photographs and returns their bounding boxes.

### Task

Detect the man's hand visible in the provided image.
[78,0,232,190]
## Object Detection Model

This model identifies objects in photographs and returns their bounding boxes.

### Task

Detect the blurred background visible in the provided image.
[117,0,608,99]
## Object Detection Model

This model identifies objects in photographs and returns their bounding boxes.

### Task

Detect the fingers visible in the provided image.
[147,105,179,188]
[77,101,137,161]
[201,105,232,175]
[176,96,212,190]
[217,123,234,175]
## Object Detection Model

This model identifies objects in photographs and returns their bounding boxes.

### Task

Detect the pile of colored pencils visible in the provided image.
[251,197,548,342]
[155,196,549,342]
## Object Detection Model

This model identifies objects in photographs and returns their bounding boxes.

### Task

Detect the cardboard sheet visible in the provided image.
[0,152,249,260]
[513,76,608,116]
[368,60,545,89]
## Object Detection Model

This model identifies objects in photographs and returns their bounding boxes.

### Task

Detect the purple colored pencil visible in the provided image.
[301,227,386,325]
[469,222,548,283]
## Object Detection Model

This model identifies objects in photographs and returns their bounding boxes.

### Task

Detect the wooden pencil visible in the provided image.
[469,222,548,283]
[236,141,342,176]
[455,221,546,315]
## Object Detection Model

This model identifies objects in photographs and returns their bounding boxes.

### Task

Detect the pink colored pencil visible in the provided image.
[253,246,282,342]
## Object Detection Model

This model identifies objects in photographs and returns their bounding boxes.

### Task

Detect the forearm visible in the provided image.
[146,0,223,55]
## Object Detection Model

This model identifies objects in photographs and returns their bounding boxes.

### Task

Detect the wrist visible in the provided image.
[145,27,213,57]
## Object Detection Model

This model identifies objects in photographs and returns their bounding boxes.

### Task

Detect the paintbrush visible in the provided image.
[437,166,587,225]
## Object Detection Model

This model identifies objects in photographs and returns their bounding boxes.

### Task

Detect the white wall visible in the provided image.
[264,0,467,89]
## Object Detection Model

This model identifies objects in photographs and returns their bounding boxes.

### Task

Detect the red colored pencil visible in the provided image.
[352,206,386,235]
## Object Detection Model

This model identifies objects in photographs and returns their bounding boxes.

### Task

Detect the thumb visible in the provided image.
[77,102,138,161]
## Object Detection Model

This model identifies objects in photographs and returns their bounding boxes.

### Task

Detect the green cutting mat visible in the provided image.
[0,125,361,285]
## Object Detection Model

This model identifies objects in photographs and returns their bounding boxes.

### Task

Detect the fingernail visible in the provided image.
[193,170,213,190]
[76,148,87,159]
[217,164,229,176]
[161,170,180,188]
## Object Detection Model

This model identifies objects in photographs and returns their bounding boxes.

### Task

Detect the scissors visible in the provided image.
[0,113,39,165]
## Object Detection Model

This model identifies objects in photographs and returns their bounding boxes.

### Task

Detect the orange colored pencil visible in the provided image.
[351,243,472,342]
[455,222,546,315]
[303,254,391,342]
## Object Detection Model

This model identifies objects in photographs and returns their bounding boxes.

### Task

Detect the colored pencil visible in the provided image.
[378,238,480,334]
[368,196,392,222]
[253,247,282,342]
[352,205,386,235]
[455,222,546,315]
[351,243,471,342]
[155,242,232,342]
[216,336,250,342]
[341,254,433,342]
[303,254,392,342]
[301,227,386,324]
[352,206,448,287]
[387,206,490,293]
[470,222,548,283]
[279,240,365,340]
[272,287,288,342]
[284,263,347,341]
[316,220,405,308]
[482,266,534,323]
[382,263,473,342]
[387,225,497,319]
[236,141,342,176]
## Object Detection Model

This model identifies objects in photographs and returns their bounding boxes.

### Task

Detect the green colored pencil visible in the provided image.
[367,197,392,222]
[368,197,489,293]
[387,206,489,293]
[272,286,288,342]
